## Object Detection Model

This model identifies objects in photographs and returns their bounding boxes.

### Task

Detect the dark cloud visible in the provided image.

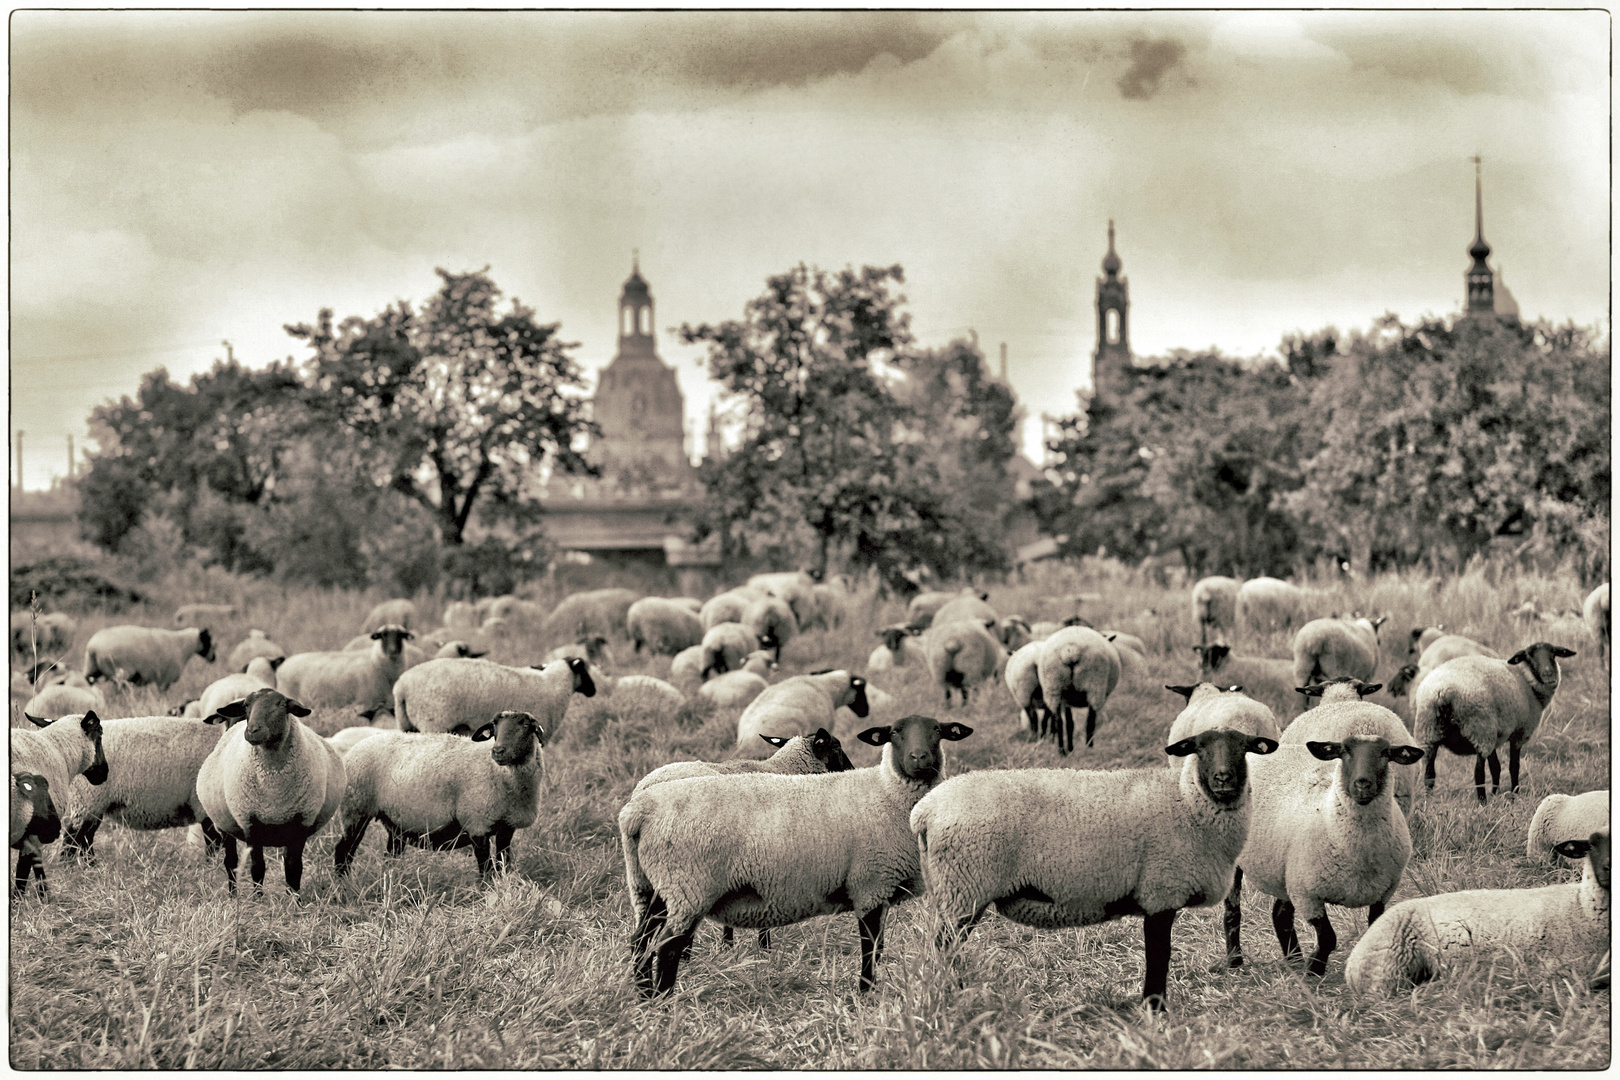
[1116,38,1187,100]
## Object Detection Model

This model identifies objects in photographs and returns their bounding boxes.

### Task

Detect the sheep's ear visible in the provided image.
[217,699,249,719]
[1296,683,1326,697]
[855,726,892,746]
[1357,683,1383,697]
[1164,685,1198,701]
[1305,741,1342,761]
[1248,737,1279,755]
[359,707,379,722]
[939,722,973,741]
[1225,685,1244,693]
[284,697,312,718]
[1104,632,1117,641]
[759,734,790,748]
[873,630,887,639]
[1190,646,1205,656]
[1552,646,1577,658]
[1507,650,1528,665]
[1371,616,1387,630]
[466,650,488,659]
[470,723,497,742]
[269,656,287,671]
[1164,738,1198,758]
[1387,745,1425,766]
[1553,838,1592,860]
[23,712,50,728]
[1409,628,1426,642]
[203,712,231,726]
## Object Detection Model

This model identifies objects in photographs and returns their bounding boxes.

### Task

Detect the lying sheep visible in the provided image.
[11,772,58,898]
[1584,583,1609,668]
[174,603,237,628]
[1293,616,1384,711]
[924,619,1005,709]
[1237,577,1306,634]
[868,625,928,674]
[913,727,1279,1011]
[1345,828,1610,994]
[22,681,106,722]
[1386,633,1499,700]
[195,656,283,717]
[83,626,216,691]
[196,688,346,894]
[743,595,796,662]
[1194,644,1300,723]
[12,711,110,822]
[10,611,76,663]
[735,669,869,755]
[627,598,705,656]
[701,622,759,678]
[362,599,418,633]
[61,715,230,862]
[1527,790,1610,863]
[1164,683,1281,754]
[1191,576,1242,645]
[541,588,641,645]
[622,714,974,995]
[278,625,414,714]
[227,630,286,673]
[696,651,777,710]
[334,710,547,881]
[595,674,687,716]
[1036,626,1120,753]
[1414,641,1575,804]
[392,656,595,736]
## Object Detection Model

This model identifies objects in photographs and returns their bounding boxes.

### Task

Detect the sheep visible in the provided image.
[800,584,845,632]
[12,711,110,823]
[227,629,286,673]
[626,598,705,656]
[327,725,388,756]
[997,615,1033,652]
[333,709,547,881]
[59,714,233,862]
[11,772,58,898]
[362,598,418,633]
[669,644,706,686]
[696,651,777,710]
[1228,730,1424,975]
[1163,683,1281,754]
[22,681,106,722]
[700,622,760,678]
[541,588,641,644]
[906,587,985,631]
[1193,644,1300,722]
[83,626,216,691]
[621,713,974,995]
[433,640,488,660]
[867,624,927,674]
[1345,827,1610,995]
[1413,641,1575,804]
[633,728,853,796]
[924,619,1005,709]
[195,688,346,894]
[442,601,480,631]
[1192,576,1242,645]
[595,674,687,715]
[1004,641,1047,737]
[931,593,999,629]
[743,595,796,662]
[194,656,283,717]
[1103,630,1149,682]
[1406,625,1445,663]
[1386,633,1500,700]
[1035,626,1121,753]
[1292,616,1385,710]
[276,624,414,714]
[1281,681,1419,817]
[1527,790,1610,863]
[912,726,1279,1011]
[747,571,816,628]
[699,590,758,632]
[1237,577,1307,634]
[392,656,595,736]
[543,635,615,668]
[10,610,76,662]
[735,669,869,755]
[1584,583,1609,668]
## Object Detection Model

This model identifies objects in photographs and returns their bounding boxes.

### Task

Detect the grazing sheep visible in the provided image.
[697,651,778,709]
[1414,641,1575,804]
[11,772,58,898]
[1192,576,1242,645]
[1237,577,1307,634]
[924,619,1005,709]
[735,669,870,754]
[60,715,232,862]
[1229,732,1424,974]
[227,630,286,673]
[362,599,418,633]
[277,625,414,714]
[596,674,687,715]
[743,595,796,663]
[700,622,760,678]
[1194,644,1300,722]
[1163,683,1281,755]
[12,712,110,823]
[195,688,346,894]
[931,593,999,629]
[10,611,76,662]
[543,635,615,668]
[541,588,641,644]
[1406,626,1445,663]
[747,571,817,628]
[83,626,216,691]
[906,588,985,631]
[669,644,705,686]
[1386,633,1500,700]
[800,584,845,632]
[1102,630,1148,682]
[1004,641,1047,737]
[22,681,106,722]
[1345,828,1610,994]
[913,727,1279,1011]
[699,590,758,632]
[622,714,974,995]
[334,710,547,881]
[997,615,1033,652]
[1527,790,1610,863]
[392,656,595,736]
[868,625,928,674]
[1292,616,1384,710]
[1584,583,1610,667]
[1036,626,1121,753]
[194,656,283,717]
[174,603,237,628]
[626,598,705,656]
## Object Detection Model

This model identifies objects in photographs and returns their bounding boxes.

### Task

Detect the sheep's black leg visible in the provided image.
[1223,866,1244,968]
[1271,897,1300,960]
[249,845,267,891]
[222,835,239,893]
[653,916,699,996]
[1473,755,1488,804]
[1142,908,1178,1011]
[383,822,407,857]
[29,855,48,898]
[14,849,37,897]
[1508,740,1522,794]
[1367,901,1384,926]
[472,835,493,880]
[1423,745,1439,792]
[283,839,306,895]
[493,824,516,873]
[1486,751,1501,795]
[857,905,888,992]
[632,893,668,995]
[1060,705,1074,756]
[61,817,101,863]
[199,819,226,862]
[935,907,985,952]
[333,817,371,877]
[1305,914,1336,978]
[1084,707,1097,749]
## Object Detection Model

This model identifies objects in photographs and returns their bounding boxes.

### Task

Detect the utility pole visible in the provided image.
[67,434,75,481]
[14,430,22,492]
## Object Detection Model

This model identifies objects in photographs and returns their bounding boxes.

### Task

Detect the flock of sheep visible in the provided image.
[7,568,1611,1015]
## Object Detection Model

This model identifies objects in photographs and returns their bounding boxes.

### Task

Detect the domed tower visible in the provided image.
[1465,155,1496,319]
[1091,220,1132,402]
[589,259,693,491]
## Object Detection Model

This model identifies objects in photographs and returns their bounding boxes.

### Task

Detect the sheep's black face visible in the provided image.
[489,710,543,767]
[234,688,312,747]
[879,628,908,652]
[857,714,973,783]
[1508,641,1577,685]
[371,625,412,660]
[1386,665,1419,697]
[810,727,854,772]
[1306,737,1423,805]
[1194,644,1231,677]
[848,677,870,719]
[1555,830,1611,891]
[197,628,216,664]
[1167,729,1278,806]
[566,657,596,697]
[80,711,109,786]
[15,773,59,845]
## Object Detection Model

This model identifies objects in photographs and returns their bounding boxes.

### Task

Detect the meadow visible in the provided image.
[8,559,1611,1069]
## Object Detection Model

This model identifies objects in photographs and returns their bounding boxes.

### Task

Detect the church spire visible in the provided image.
[1092,220,1131,401]
[1465,155,1495,317]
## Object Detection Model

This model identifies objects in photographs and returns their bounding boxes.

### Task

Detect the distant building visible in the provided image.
[1464,156,1519,325]
[1091,220,1133,402]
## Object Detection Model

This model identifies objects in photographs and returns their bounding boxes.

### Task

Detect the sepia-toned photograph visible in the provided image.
[8,9,1610,1069]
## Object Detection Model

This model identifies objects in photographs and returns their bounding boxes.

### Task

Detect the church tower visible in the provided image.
[1465,155,1496,318]
[589,259,693,491]
[1092,220,1132,402]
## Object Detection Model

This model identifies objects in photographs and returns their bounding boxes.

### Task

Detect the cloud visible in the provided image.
[1116,38,1187,100]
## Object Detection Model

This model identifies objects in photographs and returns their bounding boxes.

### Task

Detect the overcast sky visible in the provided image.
[10,9,1610,489]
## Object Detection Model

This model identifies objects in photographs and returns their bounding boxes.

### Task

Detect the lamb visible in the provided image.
[867,624,927,674]
[1228,730,1424,975]
[626,598,705,656]
[912,727,1279,1011]
[700,622,760,678]
[1385,633,1499,700]
[621,713,974,995]
[1004,640,1047,737]
[60,714,231,862]
[924,619,1005,709]
[22,681,106,722]
[11,772,58,898]
[1413,641,1575,804]
[1292,616,1385,711]
[1345,827,1610,994]
[227,629,286,673]
[800,584,844,632]
[1193,644,1301,723]
[1035,626,1121,753]
[1584,583,1609,667]
[361,598,418,632]
[173,602,237,628]
[1527,790,1610,863]
[10,610,76,662]
[11,711,110,822]
[743,595,797,662]
[83,626,216,691]
[195,688,346,894]
[541,588,641,644]
[195,656,283,717]
[392,656,595,736]
[735,669,869,754]
[696,651,778,709]
[931,593,998,629]
[333,709,547,881]
[1237,577,1307,634]
[1191,576,1242,645]
[1163,683,1281,753]
[276,624,414,714]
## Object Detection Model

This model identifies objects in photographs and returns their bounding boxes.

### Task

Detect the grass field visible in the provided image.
[8,562,1611,1068]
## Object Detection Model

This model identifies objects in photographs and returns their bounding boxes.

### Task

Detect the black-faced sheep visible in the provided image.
[83,626,216,691]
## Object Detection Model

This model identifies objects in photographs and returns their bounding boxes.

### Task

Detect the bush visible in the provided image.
[10,556,144,612]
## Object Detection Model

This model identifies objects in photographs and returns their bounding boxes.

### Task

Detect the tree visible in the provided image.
[286,268,597,547]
